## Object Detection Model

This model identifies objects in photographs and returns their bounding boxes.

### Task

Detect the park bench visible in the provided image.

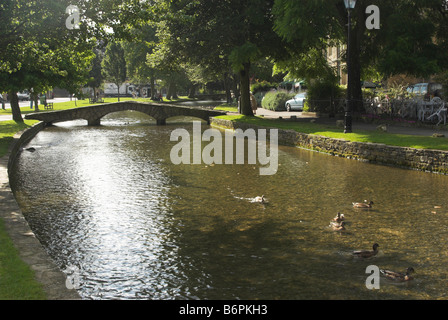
[44,102,54,110]
[89,97,104,103]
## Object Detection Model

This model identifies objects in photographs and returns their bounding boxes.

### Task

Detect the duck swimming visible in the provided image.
[330,221,346,231]
[353,200,374,208]
[353,243,379,258]
[332,212,345,223]
[380,267,415,281]
[253,195,267,203]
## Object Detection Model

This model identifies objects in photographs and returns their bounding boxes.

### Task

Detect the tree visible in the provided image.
[152,0,290,115]
[0,0,150,122]
[273,0,448,112]
[373,1,448,78]
[123,24,159,99]
[87,46,105,98]
[102,41,127,101]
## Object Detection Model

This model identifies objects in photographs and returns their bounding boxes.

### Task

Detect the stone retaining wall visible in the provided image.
[210,117,448,175]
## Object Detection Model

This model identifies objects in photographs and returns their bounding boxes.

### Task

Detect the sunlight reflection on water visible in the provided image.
[9,111,448,300]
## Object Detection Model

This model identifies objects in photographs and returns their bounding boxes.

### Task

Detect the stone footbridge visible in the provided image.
[24,101,226,126]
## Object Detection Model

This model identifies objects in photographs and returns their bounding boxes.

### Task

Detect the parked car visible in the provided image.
[406,83,444,101]
[285,92,307,111]
[17,91,30,101]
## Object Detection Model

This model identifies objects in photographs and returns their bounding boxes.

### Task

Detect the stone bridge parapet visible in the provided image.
[24,101,226,126]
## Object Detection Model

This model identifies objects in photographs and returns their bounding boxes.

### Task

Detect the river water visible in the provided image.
[9,110,448,300]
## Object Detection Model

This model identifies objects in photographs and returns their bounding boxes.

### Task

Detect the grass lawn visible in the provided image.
[0,120,39,158]
[0,219,47,300]
[217,114,448,151]
[214,104,238,113]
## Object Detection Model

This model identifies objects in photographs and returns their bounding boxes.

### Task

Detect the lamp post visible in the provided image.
[343,0,356,133]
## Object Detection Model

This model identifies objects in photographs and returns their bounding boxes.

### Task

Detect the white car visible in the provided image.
[17,91,30,101]
[285,92,306,111]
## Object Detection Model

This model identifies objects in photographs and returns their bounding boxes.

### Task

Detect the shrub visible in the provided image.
[307,80,344,113]
[261,91,295,111]
[434,71,448,100]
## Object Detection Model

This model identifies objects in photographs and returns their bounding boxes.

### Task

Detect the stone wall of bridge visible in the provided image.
[25,101,225,126]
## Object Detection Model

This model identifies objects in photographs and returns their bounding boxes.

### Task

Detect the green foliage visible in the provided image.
[273,47,336,83]
[261,91,295,111]
[362,88,376,100]
[153,0,290,115]
[229,42,261,73]
[306,80,344,113]
[435,71,448,99]
[250,81,277,94]
[102,41,127,99]
[376,2,445,78]
[273,0,448,103]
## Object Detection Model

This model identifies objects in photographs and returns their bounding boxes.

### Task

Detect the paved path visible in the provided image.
[0,114,11,121]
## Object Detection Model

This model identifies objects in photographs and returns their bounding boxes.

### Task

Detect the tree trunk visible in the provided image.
[9,92,23,123]
[150,76,156,99]
[239,62,254,116]
[188,84,197,99]
[31,92,39,111]
[223,73,232,104]
[117,83,120,102]
[167,81,177,100]
[35,93,39,111]
[232,75,240,106]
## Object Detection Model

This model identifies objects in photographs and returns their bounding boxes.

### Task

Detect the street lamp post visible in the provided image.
[344,0,356,133]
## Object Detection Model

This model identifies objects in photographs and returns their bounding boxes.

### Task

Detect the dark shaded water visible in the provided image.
[9,111,448,299]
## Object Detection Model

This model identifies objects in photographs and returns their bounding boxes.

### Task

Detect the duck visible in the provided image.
[352,200,374,208]
[332,212,345,223]
[353,243,380,258]
[330,221,346,231]
[380,267,415,281]
[253,195,267,203]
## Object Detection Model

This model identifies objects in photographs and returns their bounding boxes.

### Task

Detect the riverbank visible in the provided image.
[211,116,448,174]
[0,122,80,300]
